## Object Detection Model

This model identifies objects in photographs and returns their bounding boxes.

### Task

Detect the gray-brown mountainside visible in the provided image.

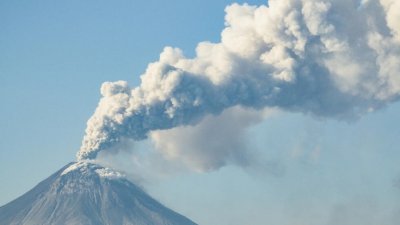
[0,162,197,225]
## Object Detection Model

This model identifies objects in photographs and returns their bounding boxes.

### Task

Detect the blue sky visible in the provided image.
[1,1,400,225]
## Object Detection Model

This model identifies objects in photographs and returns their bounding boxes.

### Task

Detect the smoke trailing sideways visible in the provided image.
[77,0,400,163]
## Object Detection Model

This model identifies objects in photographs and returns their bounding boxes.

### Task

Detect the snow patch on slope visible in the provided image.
[61,161,125,180]
[95,167,125,179]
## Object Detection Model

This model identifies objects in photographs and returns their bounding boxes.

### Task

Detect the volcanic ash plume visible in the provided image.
[77,0,400,161]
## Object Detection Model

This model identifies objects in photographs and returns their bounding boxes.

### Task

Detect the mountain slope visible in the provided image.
[0,162,197,225]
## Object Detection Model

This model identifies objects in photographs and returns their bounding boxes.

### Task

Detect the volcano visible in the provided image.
[0,162,197,225]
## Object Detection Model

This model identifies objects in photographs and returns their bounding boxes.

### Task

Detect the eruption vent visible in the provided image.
[77,0,400,161]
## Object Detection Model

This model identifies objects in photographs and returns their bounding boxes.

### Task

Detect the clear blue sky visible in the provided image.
[1,1,400,224]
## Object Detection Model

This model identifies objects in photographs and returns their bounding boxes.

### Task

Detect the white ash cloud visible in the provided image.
[149,106,275,172]
[77,0,400,170]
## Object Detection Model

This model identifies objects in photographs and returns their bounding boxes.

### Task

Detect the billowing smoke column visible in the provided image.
[77,0,400,161]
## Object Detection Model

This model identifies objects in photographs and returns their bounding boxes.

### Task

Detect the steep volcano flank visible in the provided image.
[0,162,197,225]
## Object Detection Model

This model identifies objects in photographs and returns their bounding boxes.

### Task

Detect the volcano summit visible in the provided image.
[0,162,197,225]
